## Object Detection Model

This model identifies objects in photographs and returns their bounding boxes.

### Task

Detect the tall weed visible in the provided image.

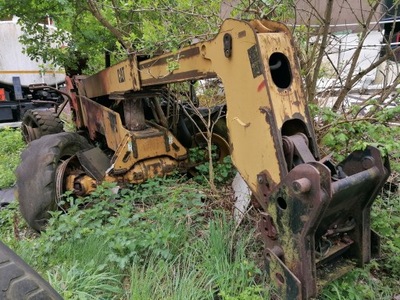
[47,263,123,299]
[128,213,267,300]
[199,215,267,298]
[130,255,213,300]
[372,195,400,277]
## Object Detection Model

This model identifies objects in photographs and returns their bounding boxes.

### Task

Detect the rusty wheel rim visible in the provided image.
[55,156,75,206]
[21,123,39,143]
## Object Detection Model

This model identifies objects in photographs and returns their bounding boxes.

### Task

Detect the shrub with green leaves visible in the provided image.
[189,146,236,186]
[312,102,400,166]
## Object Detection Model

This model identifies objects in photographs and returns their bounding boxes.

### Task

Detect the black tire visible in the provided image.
[16,132,92,231]
[0,241,62,299]
[21,109,64,143]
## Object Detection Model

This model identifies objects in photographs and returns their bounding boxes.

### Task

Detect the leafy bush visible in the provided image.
[312,103,400,166]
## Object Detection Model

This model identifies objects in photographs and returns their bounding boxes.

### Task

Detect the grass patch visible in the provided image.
[47,263,123,299]
[129,255,213,300]
[0,128,25,188]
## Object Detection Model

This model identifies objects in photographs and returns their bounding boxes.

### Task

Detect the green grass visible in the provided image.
[0,128,25,188]
[129,253,213,300]
[47,263,123,300]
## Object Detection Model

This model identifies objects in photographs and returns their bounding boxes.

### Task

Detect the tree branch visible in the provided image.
[317,116,378,132]
[332,1,380,110]
[86,0,131,51]
[308,0,334,104]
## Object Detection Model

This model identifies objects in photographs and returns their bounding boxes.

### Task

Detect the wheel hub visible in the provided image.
[55,155,97,203]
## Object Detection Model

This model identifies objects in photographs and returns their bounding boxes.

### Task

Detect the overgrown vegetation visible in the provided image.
[1,143,266,298]
[1,0,400,299]
[311,99,400,163]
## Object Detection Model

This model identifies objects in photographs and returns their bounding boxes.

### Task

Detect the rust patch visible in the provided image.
[108,111,117,132]
[257,80,266,92]
[129,55,140,90]
[255,170,275,209]
[80,96,105,139]
[259,106,270,115]
[258,104,289,178]
[260,213,278,240]
[291,90,302,107]
[66,76,84,128]
[238,30,246,38]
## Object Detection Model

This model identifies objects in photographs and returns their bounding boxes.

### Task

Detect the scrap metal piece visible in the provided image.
[232,172,252,225]
[77,147,111,182]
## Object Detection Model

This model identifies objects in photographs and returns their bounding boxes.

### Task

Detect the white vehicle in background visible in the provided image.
[0,16,64,139]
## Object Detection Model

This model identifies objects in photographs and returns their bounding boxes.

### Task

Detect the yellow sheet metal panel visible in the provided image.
[82,56,140,98]
[112,127,187,172]
[139,46,216,86]
[78,95,128,150]
[203,20,286,197]
[257,32,309,129]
